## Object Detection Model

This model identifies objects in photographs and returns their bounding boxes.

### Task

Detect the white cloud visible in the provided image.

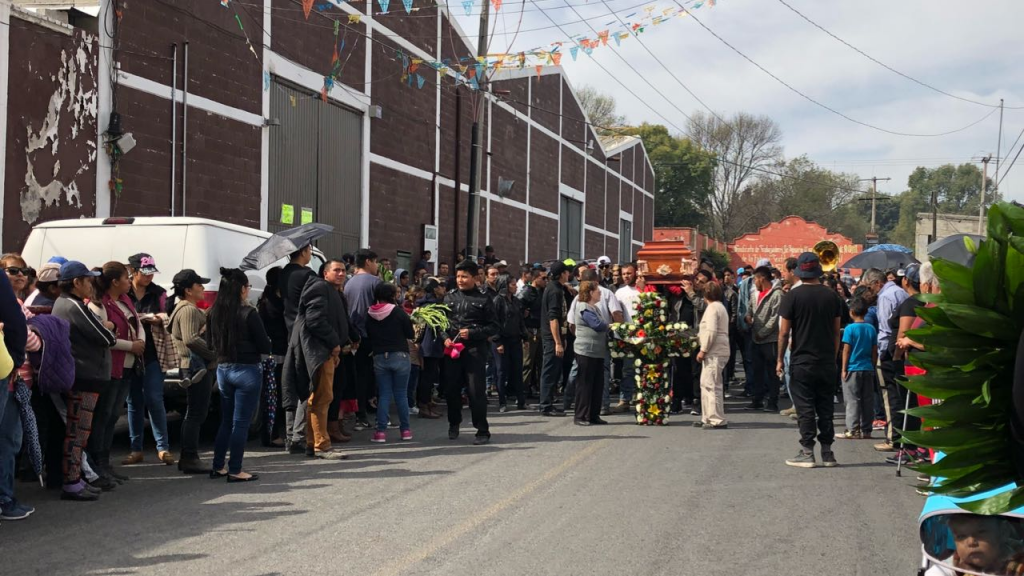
[457,0,1024,203]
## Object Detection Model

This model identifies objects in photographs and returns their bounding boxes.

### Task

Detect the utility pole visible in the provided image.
[979,154,992,234]
[464,0,490,264]
[995,99,1004,189]
[858,177,890,236]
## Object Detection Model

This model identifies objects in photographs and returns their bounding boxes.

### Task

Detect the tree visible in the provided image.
[626,123,716,229]
[577,85,624,133]
[686,111,783,240]
[734,156,869,242]
[890,163,999,247]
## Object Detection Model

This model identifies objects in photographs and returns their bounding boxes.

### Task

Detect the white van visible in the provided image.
[22,216,326,302]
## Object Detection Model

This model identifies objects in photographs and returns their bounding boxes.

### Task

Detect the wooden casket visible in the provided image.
[635,240,698,285]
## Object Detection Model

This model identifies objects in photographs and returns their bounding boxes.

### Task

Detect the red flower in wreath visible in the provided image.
[636,329,646,338]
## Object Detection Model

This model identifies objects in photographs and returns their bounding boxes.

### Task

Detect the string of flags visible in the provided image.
[222,0,717,96]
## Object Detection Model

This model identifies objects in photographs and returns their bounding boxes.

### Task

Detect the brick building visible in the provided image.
[1,0,654,270]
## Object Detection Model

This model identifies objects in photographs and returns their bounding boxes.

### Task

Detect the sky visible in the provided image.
[450,0,1024,204]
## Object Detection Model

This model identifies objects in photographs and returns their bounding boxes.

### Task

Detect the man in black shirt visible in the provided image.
[778,252,842,469]
[278,244,316,453]
[444,260,501,444]
[539,262,570,416]
[518,270,547,397]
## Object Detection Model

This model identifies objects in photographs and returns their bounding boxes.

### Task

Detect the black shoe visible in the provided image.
[177,457,208,475]
[573,420,591,426]
[821,451,838,468]
[785,450,817,468]
[764,403,779,413]
[105,466,129,483]
[61,489,100,501]
[88,476,116,492]
[305,446,315,458]
[473,435,490,445]
[287,443,307,455]
[590,418,609,425]
[704,424,728,430]
[552,406,566,414]
[542,410,564,418]
[448,426,460,440]
[227,473,260,483]
[517,403,527,410]
[739,391,752,398]
[692,421,704,428]
[690,409,702,416]
[209,470,228,479]
[82,482,102,495]
[744,402,765,411]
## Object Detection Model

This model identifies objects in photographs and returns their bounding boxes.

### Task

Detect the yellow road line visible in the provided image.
[373,439,606,576]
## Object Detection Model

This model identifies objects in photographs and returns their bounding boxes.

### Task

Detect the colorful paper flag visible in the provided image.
[490,0,501,11]
[534,65,542,78]
[552,52,562,66]
[348,13,361,23]
[570,46,579,61]
[416,74,425,89]
[402,0,413,13]
[334,19,340,35]
[263,71,270,91]
[613,33,620,46]
[462,0,472,15]
[378,0,389,13]
[289,95,297,107]
[302,0,314,19]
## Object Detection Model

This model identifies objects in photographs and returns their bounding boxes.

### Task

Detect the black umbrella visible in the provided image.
[240,223,333,271]
[927,234,983,268]
[840,250,919,271]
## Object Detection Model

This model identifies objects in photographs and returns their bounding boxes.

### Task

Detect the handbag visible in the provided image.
[0,330,13,380]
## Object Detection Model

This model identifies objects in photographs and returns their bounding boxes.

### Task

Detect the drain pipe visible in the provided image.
[170,43,177,216]
[182,41,189,216]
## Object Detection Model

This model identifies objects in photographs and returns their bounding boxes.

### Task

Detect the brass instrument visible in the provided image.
[813,240,839,273]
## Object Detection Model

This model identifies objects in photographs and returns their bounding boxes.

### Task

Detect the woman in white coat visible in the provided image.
[695,281,730,429]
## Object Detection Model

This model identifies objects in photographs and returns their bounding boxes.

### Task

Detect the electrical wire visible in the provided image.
[774,0,1023,110]
[996,127,1024,187]
[674,1,1001,138]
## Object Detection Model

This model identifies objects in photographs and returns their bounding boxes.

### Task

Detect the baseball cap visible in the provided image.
[794,252,823,279]
[47,256,68,265]
[59,261,101,282]
[172,269,211,289]
[563,258,577,268]
[904,264,921,284]
[128,253,160,275]
[496,260,508,268]
[736,267,745,275]
[756,258,772,268]
[37,263,61,283]
[549,261,569,278]
[597,255,612,266]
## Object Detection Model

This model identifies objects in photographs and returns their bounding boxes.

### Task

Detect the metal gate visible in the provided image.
[269,80,362,258]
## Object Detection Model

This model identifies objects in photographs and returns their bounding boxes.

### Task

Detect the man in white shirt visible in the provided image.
[612,264,641,412]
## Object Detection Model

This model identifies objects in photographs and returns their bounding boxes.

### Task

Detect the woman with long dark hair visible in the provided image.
[168,269,216,474]
[207,268,271,482]
[87,262,147,486]
[257,266,287,447]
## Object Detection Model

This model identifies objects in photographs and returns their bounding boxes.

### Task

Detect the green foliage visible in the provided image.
[905,201,1024,514]
[626,123,716,229]
[889,164,999,248]
[700,248,730,272]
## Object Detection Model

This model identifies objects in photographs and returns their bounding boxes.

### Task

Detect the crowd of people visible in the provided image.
[0,242,935,525]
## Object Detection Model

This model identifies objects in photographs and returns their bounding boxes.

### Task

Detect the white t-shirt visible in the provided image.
[615,285,641,323]
[568,286,623,326]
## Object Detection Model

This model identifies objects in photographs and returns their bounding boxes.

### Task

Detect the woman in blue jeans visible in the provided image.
[366,283,414,443]
[206,268,271,482]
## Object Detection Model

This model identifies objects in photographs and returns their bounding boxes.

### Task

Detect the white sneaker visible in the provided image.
[410,406,420,415]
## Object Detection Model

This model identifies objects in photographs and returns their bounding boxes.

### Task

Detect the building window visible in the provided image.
[559,196,583,261]
[619,219,633,263]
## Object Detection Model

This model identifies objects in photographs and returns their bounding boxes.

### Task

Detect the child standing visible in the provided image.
[839,297,877,439]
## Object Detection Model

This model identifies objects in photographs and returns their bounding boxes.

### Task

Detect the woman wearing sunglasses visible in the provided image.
[1,254,32,301]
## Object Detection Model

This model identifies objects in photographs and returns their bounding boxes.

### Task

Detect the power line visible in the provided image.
[673,1,1001,138]
[773,0,1023,111]
[996,127,1024,187]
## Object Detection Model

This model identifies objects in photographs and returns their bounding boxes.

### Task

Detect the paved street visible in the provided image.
[4,395,922,576]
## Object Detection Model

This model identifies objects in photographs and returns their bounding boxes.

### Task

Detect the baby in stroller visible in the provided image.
[927,514,1024,576]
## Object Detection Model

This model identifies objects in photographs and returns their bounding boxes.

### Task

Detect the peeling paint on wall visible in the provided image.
[21,38,96,224]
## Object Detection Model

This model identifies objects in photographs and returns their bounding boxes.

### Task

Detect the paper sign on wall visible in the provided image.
[301,207,314,225]
[281,204,295,224]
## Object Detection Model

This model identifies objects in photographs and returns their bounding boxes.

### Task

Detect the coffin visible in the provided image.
[635,240,698,285]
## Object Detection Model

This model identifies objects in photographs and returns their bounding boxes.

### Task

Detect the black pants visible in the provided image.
[444,346,490,437]
[575,355,604,423]
[419,357,441,405]
[180,371,213,459]
[354,342,375,420]
[522,330,542,395]
[752,341,781,405]
[726,325,739,381]
[88,376,131,461]
[879,351,913,444]
[34,389,67,489]
[539,337,563,412]
[672,356,694,409]
[500,337,525,408]
[790,362,836,451]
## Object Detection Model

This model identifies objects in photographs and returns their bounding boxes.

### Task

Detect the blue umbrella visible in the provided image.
[865,243,913,254]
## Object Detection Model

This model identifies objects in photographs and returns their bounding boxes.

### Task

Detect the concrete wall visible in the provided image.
[915,212,984,258]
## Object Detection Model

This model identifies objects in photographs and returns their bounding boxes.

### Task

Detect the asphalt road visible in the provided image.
[3,394,923,576]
